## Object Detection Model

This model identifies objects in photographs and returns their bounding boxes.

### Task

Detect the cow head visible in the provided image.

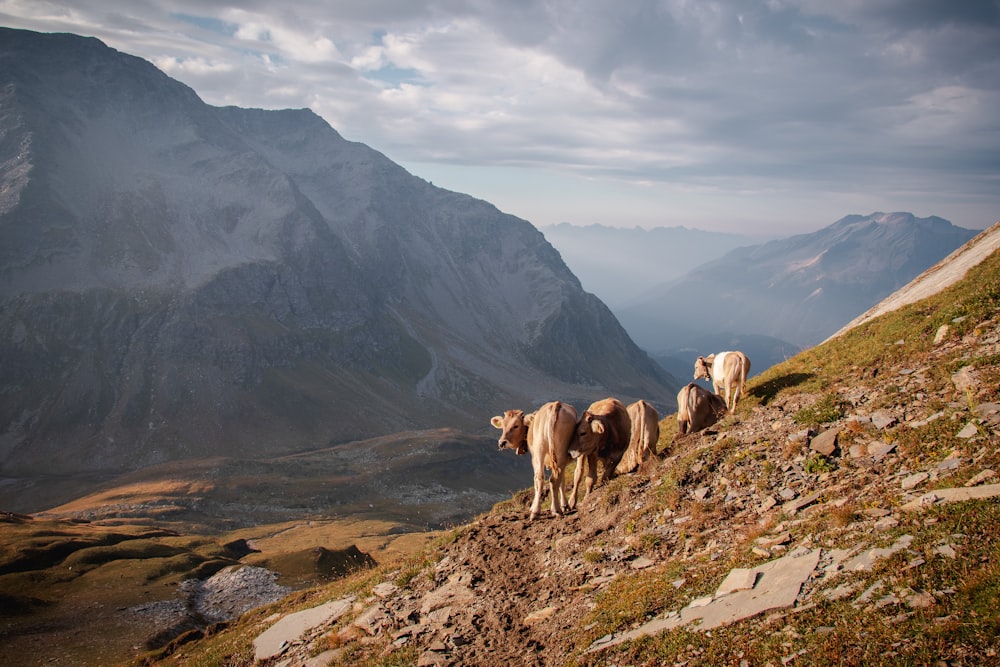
[567,410,607,459]
[490,409,529,455]
[693,355,713,381]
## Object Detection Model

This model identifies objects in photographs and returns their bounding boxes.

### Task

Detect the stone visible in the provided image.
[783,491,822,516]
[372,582,399,598]
[873,516,899,531]
[869,442,896,461]
[956,423,979,439]
[353,603,389,636]
[716,568,759,596]
[937,456,963,470]
[904,483,1000,509]
[933,324,950,344]
[630,556,655,570]
[693,486,711,500]
[871,411,897,430]
[253,597,355,662]
[779,488,798,500]
[809,429,839,456]
[759,495,778,512]
[420,572,477,615]
[934,544,957,559]
[842,535,914,572]
[588,550,821,652]
[524,606,557,625]
[849,444,868,459]
[965,470,996,486]
[951,366,978,393]
[901,472,929,490]
[908,411,944,428]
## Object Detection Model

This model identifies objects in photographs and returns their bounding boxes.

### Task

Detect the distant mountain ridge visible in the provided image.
[616,212,979,354]
[0,28,677,478]
[540,223,755,309]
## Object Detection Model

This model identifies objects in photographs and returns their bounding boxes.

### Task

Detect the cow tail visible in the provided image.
[545,401,563,472]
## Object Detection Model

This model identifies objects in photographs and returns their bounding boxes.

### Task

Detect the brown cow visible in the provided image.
[567,397,631,508]
[694,350,751,410]
[616,400,660,474]
[676,382,728,434]
[491,400,577,520]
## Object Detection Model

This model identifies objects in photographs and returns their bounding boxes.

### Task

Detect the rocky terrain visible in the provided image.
[139,230,1000,666]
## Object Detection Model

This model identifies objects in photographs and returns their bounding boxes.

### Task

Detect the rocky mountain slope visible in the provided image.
[145,224,1000,667]
[0,28,676,481]
[617,212,979,356]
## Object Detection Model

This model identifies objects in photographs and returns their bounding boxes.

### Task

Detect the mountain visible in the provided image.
[616,212,979,355]
[0,28,678,481]
[15,222,996,667]
[540,223,755,309]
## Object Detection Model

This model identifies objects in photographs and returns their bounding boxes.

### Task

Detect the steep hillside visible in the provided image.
[0,28,676,481]
[147,230,1000,667]
[618,212,979,355]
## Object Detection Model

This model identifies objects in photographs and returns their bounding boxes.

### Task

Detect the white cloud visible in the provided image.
[1,0,998,233]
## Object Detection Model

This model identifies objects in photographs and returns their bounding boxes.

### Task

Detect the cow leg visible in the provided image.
[548,466,565,516]
[528,466,545,521]
[581,453,597,499]
[568,459,583,510]
[568,456,596,509]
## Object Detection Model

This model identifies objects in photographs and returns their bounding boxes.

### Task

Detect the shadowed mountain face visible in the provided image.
[617,212,979,354]
[0,28,677,477]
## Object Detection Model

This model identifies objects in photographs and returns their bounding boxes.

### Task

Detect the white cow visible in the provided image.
[693,351,751,411]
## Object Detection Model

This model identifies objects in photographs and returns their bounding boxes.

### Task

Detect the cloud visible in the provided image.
[1,0,998,232]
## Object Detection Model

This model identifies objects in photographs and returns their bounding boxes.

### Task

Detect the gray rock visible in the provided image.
[809,429,839,456]
[253,597,354,662]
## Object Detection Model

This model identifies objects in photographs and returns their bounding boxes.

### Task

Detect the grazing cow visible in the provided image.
[693,350,751,411]
[567,397,631,508]
[491,401,577,520]
[616,400,661,474]
[676,383,728,434]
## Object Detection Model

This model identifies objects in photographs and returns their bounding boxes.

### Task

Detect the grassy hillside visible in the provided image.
[126,246,999,666]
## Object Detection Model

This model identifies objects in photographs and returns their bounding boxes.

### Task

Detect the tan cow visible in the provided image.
[676,382,728,434]
[615,400,660,474]
[693,350,751,410]
[491,400,577,521]
[567,397,631,508]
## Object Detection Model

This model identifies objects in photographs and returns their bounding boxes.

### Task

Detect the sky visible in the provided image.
[2,1,999,237]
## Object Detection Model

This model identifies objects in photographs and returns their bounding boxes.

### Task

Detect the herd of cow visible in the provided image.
[491,350,751,520]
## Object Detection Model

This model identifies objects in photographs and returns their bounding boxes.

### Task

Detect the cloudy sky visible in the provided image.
[3,1,999,236]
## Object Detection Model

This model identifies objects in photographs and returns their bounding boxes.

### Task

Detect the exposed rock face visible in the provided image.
[0,28,677,475]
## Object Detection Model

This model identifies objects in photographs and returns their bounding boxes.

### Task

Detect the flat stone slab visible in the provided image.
[253,597,354,661]
[901,483,1000,511]
[841,535,913,572]
[588,549,821,652]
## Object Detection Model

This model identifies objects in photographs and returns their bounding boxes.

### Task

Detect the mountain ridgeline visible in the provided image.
[0,28,677,481]
[614,212,979,354]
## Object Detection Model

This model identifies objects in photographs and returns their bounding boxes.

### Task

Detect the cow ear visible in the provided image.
[590,420,606,435]
[524,413,535,426]
[490,416,503,429]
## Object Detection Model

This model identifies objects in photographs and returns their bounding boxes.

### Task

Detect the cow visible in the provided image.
[693,350,751,411]
[567,397,631,508]
[615,400,661,474]
[676,382,728,434]
[491,400,577,521]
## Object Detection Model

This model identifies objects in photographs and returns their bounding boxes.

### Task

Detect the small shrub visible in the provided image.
[804,453,833,474]
[793,394,845,426]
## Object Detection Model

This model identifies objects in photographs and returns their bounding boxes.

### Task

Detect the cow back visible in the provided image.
[528,400,577,470]
[617,400,660,473]
[589,397,631,458]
